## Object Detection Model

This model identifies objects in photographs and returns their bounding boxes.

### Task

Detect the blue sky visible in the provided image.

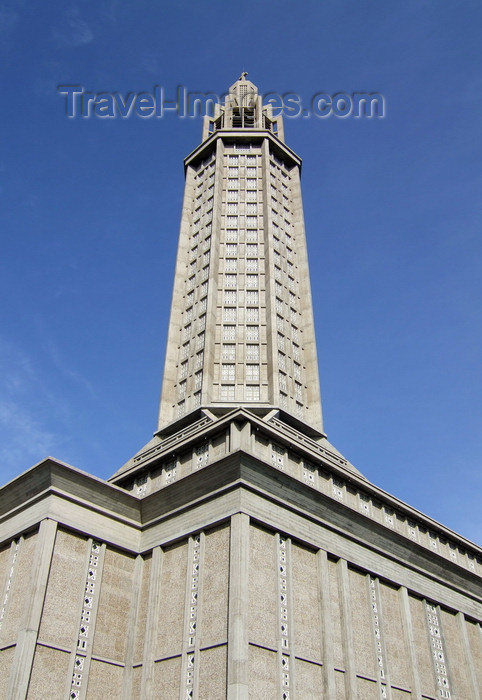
[0,1,481,544]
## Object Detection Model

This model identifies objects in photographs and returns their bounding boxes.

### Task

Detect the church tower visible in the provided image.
[0,77,481,700]
[112,72,338,492]
[158,73,322,430]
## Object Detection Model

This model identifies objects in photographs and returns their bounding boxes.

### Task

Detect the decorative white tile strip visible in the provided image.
[135,474,149,497]
[69,540,102,699]
[164,459,177,485]
[384,508,394,528]
[359,493,371,515]
[278,536,290,699]
[0,539,20,635]
[302,460,315,485]
[70,656,84,699]
[369,577,388,699]
[425,602,452,699]
[195,443,209,469]
[185,534,201,700]
[272,443,285,470]
[332,478,344,501]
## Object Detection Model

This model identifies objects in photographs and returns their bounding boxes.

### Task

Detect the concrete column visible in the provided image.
[337,558,357,699]
[398,586,422,699]
[7,518,57,700]
[318,550,335,698]
[239,420,252,452]
[227,512,250,700]
[229,420,243,452]
[457,612,480,700]
[140,546,163,700]
[121,554,144,700]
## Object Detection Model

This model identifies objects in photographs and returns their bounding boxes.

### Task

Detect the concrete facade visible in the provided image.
[1,436,481,699]
[0,77,481,698]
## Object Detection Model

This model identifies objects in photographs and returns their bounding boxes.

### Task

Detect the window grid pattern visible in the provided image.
[279,372,287,391]
[218,150,266,402]
[245,385,260,401]
[221,364,235,381]
[224,307,237,322]
[246,344,259,361]
[174,160,215,414]
[223,325,236,341]
[269,154,310,414]
[220,384,235,401]
[170,145,318,412]
[224,290,237,304]
[245,364,260,381]
[222,344,236,361]
[246,326,259,341]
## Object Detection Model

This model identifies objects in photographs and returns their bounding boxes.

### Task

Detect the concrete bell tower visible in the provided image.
[154,72,322,436]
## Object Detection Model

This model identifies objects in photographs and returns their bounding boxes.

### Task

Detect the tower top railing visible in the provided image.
[202,74,284,142]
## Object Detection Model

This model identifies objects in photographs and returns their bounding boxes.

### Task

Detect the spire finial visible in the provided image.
[239,71,248,80]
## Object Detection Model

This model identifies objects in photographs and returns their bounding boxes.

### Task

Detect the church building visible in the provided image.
[0,76,481,700]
